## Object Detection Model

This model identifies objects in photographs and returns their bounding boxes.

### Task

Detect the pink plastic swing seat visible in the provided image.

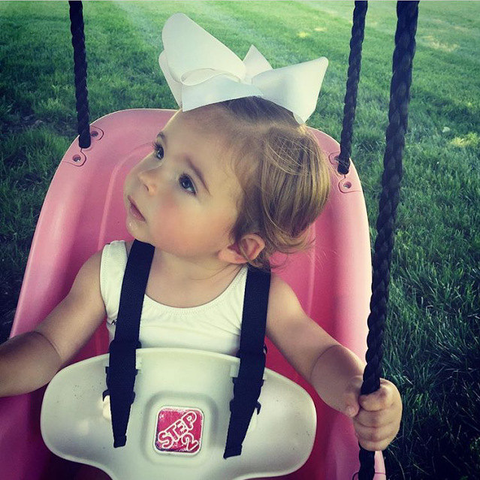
[0,109,386,479]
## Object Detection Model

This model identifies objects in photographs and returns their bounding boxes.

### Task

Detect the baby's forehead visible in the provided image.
[176,106,236,134]
[168,109,241,159]
[164,109,243,182]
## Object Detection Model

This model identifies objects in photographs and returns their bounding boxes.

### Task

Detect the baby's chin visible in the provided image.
[125,211,144,240]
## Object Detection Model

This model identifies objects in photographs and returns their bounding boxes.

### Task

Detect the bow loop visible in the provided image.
[181,69,243,87]
[159,13,328,124]
[243,45,273,79]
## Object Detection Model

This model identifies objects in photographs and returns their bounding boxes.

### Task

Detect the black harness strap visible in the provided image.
[224,268,271,459]
[107,241,270,456]
[107,240,154,448]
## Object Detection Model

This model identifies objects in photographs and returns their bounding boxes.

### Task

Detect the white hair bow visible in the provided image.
[159,13,328,124]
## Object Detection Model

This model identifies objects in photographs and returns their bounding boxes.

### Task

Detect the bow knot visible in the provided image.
[159,14,328,124]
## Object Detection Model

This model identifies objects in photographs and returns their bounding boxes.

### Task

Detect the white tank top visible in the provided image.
[100,241,247,356]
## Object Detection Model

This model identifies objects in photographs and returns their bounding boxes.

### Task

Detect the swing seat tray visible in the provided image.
[41,348,316,480]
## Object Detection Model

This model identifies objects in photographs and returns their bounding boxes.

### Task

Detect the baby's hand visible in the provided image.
[343,376,402,451]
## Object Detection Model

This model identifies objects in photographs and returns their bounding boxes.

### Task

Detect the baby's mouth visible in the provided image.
[128,196,146,221]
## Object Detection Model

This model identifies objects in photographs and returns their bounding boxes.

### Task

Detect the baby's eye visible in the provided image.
[152,141,164,160]
[179,174,196,194]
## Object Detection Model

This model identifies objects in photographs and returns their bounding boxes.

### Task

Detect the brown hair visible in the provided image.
[188,97,331,270]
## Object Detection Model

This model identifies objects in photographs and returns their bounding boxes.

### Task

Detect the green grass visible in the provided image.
[1,1,479,479]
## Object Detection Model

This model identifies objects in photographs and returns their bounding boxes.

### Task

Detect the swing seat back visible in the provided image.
[0,109,385,479]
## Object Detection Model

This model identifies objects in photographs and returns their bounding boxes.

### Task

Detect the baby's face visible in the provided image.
[123,111,242,260]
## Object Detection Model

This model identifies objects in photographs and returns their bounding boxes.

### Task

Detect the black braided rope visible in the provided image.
[337,1,368,175]
[358,2,418,479]
[69,1,91,148]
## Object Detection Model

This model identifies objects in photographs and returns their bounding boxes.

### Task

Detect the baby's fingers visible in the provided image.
[353,419,399,452]
[359,378,400,412]
[353,378,402,451]
[355,405,398,429]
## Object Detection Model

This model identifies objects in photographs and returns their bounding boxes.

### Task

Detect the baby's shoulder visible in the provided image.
[269,273,294,296]
[268,273,304,316]
[265,273,312,346]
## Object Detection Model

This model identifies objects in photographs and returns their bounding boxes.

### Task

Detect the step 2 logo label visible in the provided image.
[155,407,204,455]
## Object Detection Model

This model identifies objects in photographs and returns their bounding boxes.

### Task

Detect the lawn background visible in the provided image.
[0,1,479,479]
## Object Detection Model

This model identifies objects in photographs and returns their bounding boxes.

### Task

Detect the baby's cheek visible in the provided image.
[160,193,178,213]
[158,198,198,237]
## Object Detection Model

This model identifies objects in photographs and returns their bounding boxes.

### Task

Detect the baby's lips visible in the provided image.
[128,196,146,221]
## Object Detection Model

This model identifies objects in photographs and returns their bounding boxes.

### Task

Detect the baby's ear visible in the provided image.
[219,234,265,265]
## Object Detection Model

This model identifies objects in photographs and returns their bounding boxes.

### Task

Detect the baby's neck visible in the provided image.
[146,249,244,308]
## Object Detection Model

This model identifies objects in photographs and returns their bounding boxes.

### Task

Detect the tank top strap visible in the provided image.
[100,240,128,323]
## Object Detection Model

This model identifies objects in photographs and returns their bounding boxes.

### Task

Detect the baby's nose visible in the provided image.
[138,166,163,194]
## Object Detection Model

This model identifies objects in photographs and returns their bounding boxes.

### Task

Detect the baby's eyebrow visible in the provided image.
[156,131,210,195]
[185,156,210,195]
[157,131,167,145]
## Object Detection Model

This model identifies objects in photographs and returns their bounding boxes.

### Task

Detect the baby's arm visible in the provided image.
[0,251,106,397]
[266,274,402,451]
